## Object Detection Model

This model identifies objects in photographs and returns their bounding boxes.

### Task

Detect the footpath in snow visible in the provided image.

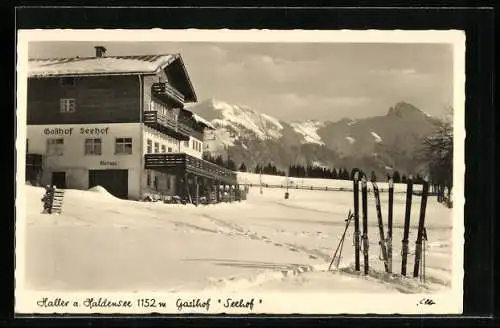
[21,182,453,294]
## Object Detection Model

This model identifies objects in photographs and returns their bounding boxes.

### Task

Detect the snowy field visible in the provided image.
[22,181,452,294]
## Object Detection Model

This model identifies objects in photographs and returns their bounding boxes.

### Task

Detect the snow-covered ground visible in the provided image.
[22,181,452,294]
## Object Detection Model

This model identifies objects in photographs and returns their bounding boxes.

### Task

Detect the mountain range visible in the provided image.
[187,98,442,177]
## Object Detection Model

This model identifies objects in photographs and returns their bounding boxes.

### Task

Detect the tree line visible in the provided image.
[253,163,287,176]
[202,153,238,171]
[287,164,427,183]
[203,154,429,184]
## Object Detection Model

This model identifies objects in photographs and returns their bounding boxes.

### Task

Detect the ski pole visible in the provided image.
[336,234,346,269]
[328,210,353,271]
[336,213,353,269]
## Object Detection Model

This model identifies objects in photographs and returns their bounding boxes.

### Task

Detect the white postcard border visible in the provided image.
[15,29,466,315]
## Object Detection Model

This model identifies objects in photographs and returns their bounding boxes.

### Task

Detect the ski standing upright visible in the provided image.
[353,171,361,272]
[387,177,394,273]
[413,178,430,278]
[372,181,390,273]
[361,176,369,275]
[401,176,413,276]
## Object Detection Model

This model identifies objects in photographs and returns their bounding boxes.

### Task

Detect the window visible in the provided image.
[60,77,75,87]
[146,171,151,186]
[60,98,76,113]
[146,139,152,154]
[47,138,64,156]
[154,142,159,153]
[191,140,200,152]
[168,147,172,152]
[161,145,166,153]
[84,138,102,155]
[167,176,171,189]
[153,176,159,190]
[26,139,29,153]
[184,140,189,147]
[115,138,133,154]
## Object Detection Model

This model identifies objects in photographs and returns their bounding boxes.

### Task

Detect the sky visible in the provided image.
[28,41,454,122]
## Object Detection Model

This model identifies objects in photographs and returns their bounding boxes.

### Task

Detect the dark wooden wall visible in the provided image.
[27,75,141,125]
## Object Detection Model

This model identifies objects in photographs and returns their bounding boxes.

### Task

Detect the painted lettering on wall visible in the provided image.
[80,127,109,135]
[100,161,117,166]
[44,127,74,136]
[43,127,110,136]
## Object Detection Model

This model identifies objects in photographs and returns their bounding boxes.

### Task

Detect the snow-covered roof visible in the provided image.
[28,54,179,77]
[192,113,216,130]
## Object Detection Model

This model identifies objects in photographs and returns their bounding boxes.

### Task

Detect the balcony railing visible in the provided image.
[144,153,237,184]
[143,111,203,141]
[178,120,204,140]
[152,82,185,104]
[26,153,43,167]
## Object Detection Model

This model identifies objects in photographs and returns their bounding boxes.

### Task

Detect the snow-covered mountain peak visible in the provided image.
[190,98,285,143]
[370,131,383,143]
[387,102,432,119]
[289,120,326,145]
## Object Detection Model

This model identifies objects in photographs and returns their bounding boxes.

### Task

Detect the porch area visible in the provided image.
[144,153,244,204]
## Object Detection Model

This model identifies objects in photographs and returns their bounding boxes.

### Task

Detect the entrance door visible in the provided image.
[51,172,66,189]
[89,169,129,199]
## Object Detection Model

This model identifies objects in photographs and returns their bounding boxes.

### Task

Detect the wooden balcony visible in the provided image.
[143,111,203,141]
[152,82,185,104]
[26,153,42,167]
[144,153,237,184]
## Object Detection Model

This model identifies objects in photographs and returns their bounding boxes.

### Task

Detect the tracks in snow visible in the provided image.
[173,213,450,294]
[200,214,331,262]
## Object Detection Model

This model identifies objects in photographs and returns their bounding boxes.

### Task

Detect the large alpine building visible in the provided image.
[25,46,239,202]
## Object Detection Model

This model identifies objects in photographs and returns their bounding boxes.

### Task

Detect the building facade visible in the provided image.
[26,46,239,202]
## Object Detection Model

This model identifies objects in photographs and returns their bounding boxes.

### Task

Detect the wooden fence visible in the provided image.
[240,183,438,196]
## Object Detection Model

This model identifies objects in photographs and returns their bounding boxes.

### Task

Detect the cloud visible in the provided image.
[216,54,326,84]
[207,45,228,61]
[180,43,452,121]
[321,96,373,107]
[259,93,374,121]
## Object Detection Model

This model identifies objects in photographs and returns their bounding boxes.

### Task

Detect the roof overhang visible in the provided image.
[160,55,197,103]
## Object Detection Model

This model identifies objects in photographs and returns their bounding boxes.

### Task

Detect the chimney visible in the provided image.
[94,46,107,58]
